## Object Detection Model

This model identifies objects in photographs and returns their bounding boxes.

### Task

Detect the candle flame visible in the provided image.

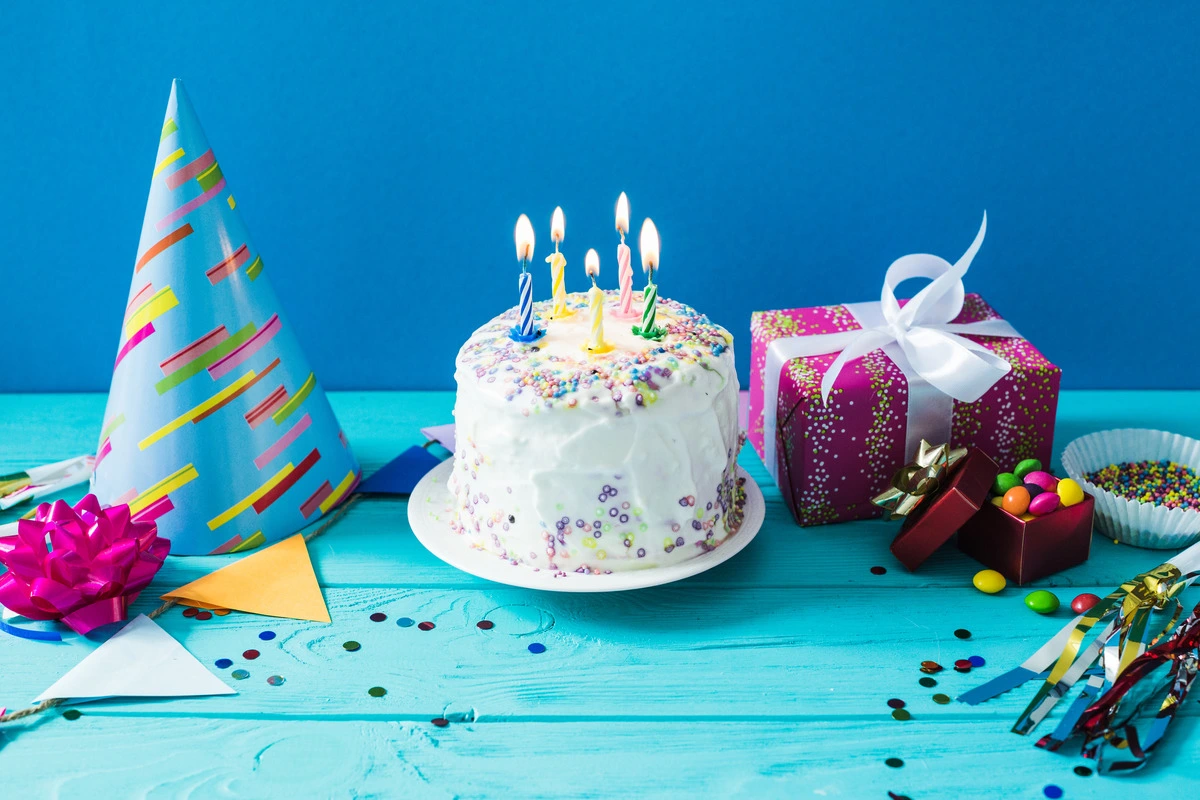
[615,192,630,236]
[585,248,600,277]
[551,206,565,243]
[639,218,659,272]
[514,214,535,262]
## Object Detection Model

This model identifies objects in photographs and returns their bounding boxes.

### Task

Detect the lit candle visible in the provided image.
[613,192,637,319]
[546,206,572,319]
[583,248,612,353]
[510,214,543,342]
[634,218,664,340]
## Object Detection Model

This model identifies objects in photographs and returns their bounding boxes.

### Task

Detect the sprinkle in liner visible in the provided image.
[1085,459,1200,510]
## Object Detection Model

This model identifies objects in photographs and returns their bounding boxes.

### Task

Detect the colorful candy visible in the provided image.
[1025,590,1060,614]
[1028,492,1060,516]
[972,569,1006,594]
[1071,593,1101,614]
[1083,460,1200,510]
[993,472,1021,495]
[1002,486,1031,516]
[1023,470,1058,491]
[1056,478,1085,507]
[1014,458,1043,480]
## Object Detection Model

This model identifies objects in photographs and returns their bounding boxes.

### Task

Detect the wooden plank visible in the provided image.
[3,392,1197,590]
[3,585,1195,721]
[0,715,1193,798]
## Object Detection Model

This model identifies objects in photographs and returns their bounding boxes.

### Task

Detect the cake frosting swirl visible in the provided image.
[450,290,743,575]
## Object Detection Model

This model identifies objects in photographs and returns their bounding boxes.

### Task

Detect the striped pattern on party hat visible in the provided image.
[92,79,360,555]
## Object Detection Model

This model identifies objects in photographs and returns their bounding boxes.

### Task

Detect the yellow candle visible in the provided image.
[546,206,572,319]
[583,248,611,353]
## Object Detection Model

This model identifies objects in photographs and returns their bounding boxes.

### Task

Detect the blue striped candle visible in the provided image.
[518,267,534,336]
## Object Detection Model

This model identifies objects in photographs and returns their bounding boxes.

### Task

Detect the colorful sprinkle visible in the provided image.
[343,641,361,652]
[891,709,911,721]
[214,658,233,669]
[370,612,388,622]
[266,675,286,686]
[885,757,904,768]
[968,655,986,667]
[1085,460,1200,509]
[62,709,82,721]
[476,620,494,630]
[528,642,547,654]
[954,628,971,640]
[1043,786,1063,799]
[396,617,415,628]
[182,607,198,618]
[418,621,436,631]
[886,698,906,709]
[870,566,887,575]
[195,611,213,621]
[920,661,944,674]
[368,686,387,697]
[918,677,937,688]
[258,630,276,641]
[932,693,951,705]
[232,669,250,680]
[1073,766,1093,777]
[243,649,260,660]
[431,717,450,728]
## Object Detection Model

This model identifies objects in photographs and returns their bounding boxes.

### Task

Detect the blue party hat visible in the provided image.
[91,80,360,555]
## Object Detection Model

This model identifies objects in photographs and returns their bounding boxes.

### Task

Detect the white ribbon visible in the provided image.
[762,212,1023,481]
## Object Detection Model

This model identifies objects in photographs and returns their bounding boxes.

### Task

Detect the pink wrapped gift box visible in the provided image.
[749,294,1060,526]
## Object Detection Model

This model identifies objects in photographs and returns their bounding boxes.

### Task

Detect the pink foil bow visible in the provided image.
[0,494,169,635]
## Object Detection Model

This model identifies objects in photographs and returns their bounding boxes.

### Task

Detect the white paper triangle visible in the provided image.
[33,615,235,704]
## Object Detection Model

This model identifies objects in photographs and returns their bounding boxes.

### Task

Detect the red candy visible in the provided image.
[1071,593,1101,614]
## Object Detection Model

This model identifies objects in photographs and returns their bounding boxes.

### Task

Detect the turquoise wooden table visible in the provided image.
[2,391,1198,798]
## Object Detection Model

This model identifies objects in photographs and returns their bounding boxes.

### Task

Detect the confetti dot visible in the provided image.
[1073,766,1093,777]
[920,661,944,674]
[267,675,286,686]
[954,628,971,640]
[259,631,276,641]
[213,609,231,616]
[195,611,213,621]
[418,621,435,631]
[182,607,198,618]
[476,620,494,630]
[1044,786,1063,799]
[243,649,260,660]
[528,642,546,654]
[215,658,233,669]
[954,659,973,671]
[932,694,951,705]
[343,641,361,652]
[918,677,937,688]
[62,709,82,721]
[370,612,388,623]
[396,617,415,628]
[368,686,387,698]
[886,698,906,709]
[884,757,904,768]
[431,717,450,728]
[232,669,251,680]
[870,566,887,575]
[968,655,986,667]
[891,709,911,721]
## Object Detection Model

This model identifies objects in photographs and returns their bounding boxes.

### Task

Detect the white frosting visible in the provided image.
[450,291,743,574]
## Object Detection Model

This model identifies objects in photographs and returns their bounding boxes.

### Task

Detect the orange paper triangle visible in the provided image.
[161,534,330,622]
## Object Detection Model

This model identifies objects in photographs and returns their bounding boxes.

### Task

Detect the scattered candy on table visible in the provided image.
[1024,590,1060,614]
[1084,459,1200,509]
[972,569,1006,594]
[1070,593,1101,614]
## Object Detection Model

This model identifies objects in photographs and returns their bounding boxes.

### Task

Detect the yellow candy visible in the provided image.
[1020,512,1036,521]
[1057,478,1085,507]
[990,496,1005,507]
[972,569,1006,594]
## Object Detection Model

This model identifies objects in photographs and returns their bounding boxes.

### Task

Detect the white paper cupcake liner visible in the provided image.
[1060,428,1200,549]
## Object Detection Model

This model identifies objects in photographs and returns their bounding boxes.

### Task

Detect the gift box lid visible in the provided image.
[889,448,999,571]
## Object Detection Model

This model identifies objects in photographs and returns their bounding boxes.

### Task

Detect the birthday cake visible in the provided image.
[450,291,744,574]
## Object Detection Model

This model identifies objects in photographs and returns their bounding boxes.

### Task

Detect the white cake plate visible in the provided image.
[407,459,764,592]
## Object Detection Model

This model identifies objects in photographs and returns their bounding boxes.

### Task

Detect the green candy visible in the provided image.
[1024,589,1060,614]
[1013,458,1043,480]
[992,472,1021,496]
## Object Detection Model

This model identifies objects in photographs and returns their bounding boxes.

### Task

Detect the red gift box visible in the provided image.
[957,494,1095,585]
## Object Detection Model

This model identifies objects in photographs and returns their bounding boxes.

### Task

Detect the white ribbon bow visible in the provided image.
[762,213,1023,481]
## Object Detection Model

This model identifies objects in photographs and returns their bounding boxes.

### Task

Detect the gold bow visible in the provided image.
[871,439,968,520]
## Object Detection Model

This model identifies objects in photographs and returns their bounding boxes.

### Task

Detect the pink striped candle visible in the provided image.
[612,192,638,319]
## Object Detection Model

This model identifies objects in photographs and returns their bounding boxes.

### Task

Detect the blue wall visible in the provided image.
[3,2,1197,392]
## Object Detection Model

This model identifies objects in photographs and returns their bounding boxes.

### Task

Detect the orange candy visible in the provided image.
[1002,486,1031,516]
